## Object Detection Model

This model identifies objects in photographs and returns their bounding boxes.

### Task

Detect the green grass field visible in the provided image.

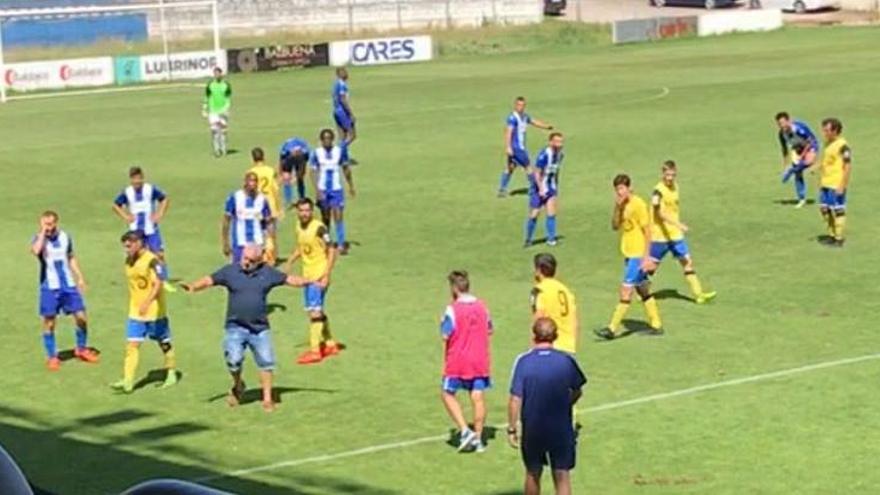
[1,23,879,494]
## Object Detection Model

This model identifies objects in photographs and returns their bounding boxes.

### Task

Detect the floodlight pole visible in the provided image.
[0,18,7,103]
[159,0,172,81]
[211,0,221,64]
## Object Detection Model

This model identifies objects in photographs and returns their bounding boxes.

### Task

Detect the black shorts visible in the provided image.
[521,433,576,473]
[280,156,306,174]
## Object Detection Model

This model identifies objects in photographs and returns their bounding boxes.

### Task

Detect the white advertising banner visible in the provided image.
[3,57,114,92]
[140,50,228,82]
[330,35,433,67]
[697,9,783,37]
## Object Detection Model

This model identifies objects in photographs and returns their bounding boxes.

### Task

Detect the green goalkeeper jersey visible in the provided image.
[206,79,231,114]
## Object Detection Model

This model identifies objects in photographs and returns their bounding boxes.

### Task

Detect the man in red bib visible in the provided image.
[439,270,493,453]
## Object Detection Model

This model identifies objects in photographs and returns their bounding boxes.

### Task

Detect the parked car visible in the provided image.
[544,0,567,15]
[758,0,840,13]
[650,0,739,8]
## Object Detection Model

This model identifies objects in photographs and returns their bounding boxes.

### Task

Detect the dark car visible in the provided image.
[544,0,567,15]
[650,0,738,8]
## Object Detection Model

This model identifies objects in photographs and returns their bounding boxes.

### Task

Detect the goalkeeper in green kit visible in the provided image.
[204,67,231,157]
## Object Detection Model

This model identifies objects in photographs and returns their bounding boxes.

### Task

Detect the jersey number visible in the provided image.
[259,177,270,194]
[557,291,569,317]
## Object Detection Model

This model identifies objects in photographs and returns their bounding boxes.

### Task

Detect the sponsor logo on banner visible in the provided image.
[3,57,113,92]
[226,43,329,73]
[140,51,227,82]
[329,36,432,67]
[114,55,143,85]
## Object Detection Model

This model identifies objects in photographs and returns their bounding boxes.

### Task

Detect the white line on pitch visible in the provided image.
[196,351,880,483]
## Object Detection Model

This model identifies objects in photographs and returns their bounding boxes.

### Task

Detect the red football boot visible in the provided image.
[296,350,324,365]
[74,348,100,364]
[321,343,342,358]
[46,357,61,372]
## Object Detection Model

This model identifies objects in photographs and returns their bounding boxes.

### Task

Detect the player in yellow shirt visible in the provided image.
[648,160,716,304]
[595,174,663,340]
[111,231,177,394]
[248,147,283,264]
[284,198,341,365]
[530,253,578,354]
[817,118,852,247]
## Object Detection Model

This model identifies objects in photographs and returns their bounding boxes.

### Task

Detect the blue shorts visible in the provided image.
[819,187,846,210]
[508,148,530,167]
[126,317,171,343]
[442,376,492,394]
[334,110,355,132]
[319,190,345,210]
[145,232,164,253]
[649,239,690,262]
[521,433,577,473]
[303,283,327,311]
[224,323,275,372]
[529,186,557,209]
[39,287,85,317]
[622,258,648,286]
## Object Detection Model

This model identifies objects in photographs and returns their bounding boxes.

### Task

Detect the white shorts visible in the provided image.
[208,112,229,128]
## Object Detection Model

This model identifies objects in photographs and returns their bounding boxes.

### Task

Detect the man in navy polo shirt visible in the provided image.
[508,317,587,495]
[181,244,306,413]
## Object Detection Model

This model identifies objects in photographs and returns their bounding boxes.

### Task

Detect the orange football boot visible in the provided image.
[296,350,324,365]
[47,357,61,372]
[74,348,100,363]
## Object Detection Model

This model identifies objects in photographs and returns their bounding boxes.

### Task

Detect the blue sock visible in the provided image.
[336,220,346,247]
[499,171,512,192]
[794,173,806,200]
[525,217,537,243]
[781,166,794,184]
[42,332,57,358]
[546,215,557,241]
[283,183,293,205]
[296,179,306,200]
[156,262,169,281]
[75,327,87,350]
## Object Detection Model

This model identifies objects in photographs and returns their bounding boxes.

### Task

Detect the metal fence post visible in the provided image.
[396,0,402,30]
[347,0,354,34]
[445,0,452,29]
[491,0,498,23]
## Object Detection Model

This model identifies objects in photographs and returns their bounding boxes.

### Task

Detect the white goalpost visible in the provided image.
[0,0,223,103]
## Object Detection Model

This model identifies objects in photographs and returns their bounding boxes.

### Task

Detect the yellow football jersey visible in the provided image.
[820,137,851,189]
[249,162,282,218]
[620,195,650,258]
[296,218,331,280]
[126,251,166,321]
[651,181,684,242]
[531,277,578,354]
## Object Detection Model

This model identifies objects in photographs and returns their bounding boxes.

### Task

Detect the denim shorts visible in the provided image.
[223,323,275,372]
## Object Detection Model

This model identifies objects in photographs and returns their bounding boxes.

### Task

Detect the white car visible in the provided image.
[759,0,840,13]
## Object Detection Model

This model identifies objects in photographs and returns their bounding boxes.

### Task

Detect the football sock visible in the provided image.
[296,179,306,200]
[684,271,703,297]
[335,221,346,247]
[781,166,793,183]
[525,217,537,243]
[794,173,806,201]
[833,212,846,240]
[499,171,512,192]
[75,326,88,351]
[156,263,169,281]
[546,215,557,241]
[823,210,835,236]
[219,131,228,155]
[643,296,662,329]
[609,301,630,333]
[160,343,176,370]
[124,343,140,385]
[321,318,336,347]
[283,183,293,205]
[42,332,57,358]
[309,319,323,351]
[211,130,220,154]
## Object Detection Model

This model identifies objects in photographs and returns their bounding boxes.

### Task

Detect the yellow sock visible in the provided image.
[609,302,630,333]
[163,348,176,370]
[309,321,323,351]
[321,319,336,347]
[833,214,846,240]
[823,211,835,236]
[643,297,662,329]
[123,343,140,384]
[684,272,703,297]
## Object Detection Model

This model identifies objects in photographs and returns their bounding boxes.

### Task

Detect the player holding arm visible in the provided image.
[204,67,231,157]
[248,147,282,264]
[498,96,553,197]
[310,129,355,255]
[775,112,818,208]
[333,68,357,164]
[279,137,311,207]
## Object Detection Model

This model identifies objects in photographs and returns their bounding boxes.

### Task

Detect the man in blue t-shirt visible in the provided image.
[508,317,587,495]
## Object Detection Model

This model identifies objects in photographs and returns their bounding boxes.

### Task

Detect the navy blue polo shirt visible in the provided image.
[210,263,287,332]
[510,347,587,441]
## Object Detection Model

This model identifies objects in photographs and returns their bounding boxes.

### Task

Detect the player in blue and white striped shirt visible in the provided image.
[524,133,565,247]
[30,211,99,371]
[498,96,553,197]
[310,128,356,255]
[222,172,274,264]
[113,166,174,290]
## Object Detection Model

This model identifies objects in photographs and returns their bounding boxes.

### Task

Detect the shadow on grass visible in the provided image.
[0,403,395,495]
[509,187,529,196]
[444,426,498,451]
[266,303,287,315]
[206,386,338,406]
[527,235,566,247]
[773,198,815,206]
[133,369,182,391]
[57,347,101,363]
[652,289,695,303]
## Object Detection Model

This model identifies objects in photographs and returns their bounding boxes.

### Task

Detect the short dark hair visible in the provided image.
[41,210,59,220]
[320,128,335,141]
[244,171,258,182]
[775,111,790,121]
[822,117,843,134]
[533,253,557,278]
[549,131,563,140]
[295,197,314,208]
[251,147,264,162]
[613,174,631,187]
[447,270,470,292]
[663,160,676,170]
[532,317,558,343]
[515,96,526,103]
[128,166,143,178]
[120,230,145,243]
